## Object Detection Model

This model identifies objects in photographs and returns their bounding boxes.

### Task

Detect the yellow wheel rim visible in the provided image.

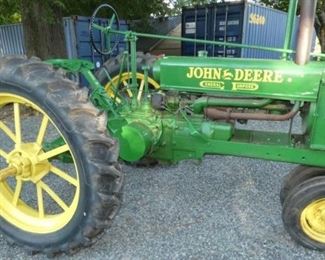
[105,72,160,103]
[0,93,80,234]
[301,199,325,243]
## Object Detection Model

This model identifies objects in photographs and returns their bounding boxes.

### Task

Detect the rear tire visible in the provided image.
[0,56,123,255]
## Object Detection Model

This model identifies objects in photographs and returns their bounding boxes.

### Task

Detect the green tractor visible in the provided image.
[0,0,324,255]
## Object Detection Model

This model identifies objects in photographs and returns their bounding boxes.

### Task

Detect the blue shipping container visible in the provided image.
[63,16,128,85]
[64,16,128,68]
[181,2,316,59]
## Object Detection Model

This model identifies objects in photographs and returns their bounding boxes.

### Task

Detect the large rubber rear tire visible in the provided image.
[0,56,123,255]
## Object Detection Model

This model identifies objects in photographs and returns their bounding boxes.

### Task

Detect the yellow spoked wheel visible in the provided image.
[105,72,160,104]
[282,175,325,250]
[0,56,123,255]
[96,52,160,105]
[0,94,79,234]
[301,199,325,243]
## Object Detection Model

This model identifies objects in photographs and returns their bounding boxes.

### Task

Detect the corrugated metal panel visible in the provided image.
[181,2,316,60]
[241,4,287,59]
[0,23,25,56]
[210,3,245,58]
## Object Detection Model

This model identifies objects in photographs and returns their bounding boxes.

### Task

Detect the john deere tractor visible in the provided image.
[0,0,324,255]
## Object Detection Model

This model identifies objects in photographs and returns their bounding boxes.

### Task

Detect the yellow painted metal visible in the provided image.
[12,179,22,206]
[13,103,21,146]
[0,93,80,234]
[137,79,145,102]
[37,144,70,161]
[36,183,44,218]
[0,121,16,142]
[36,116,49,146]
[0,149,8,160]
[51,166,79,187]
[0,166,16,181]
[301,199,325,243]
[105,72,160,103]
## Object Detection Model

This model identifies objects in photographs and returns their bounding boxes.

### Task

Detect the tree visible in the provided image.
[0,0,20,24]
[3,0,172,59]
[260,0,325,52]
[64,0,171,22]
[1,0,324,58]
[169,0,218,15]
[21,0,67,59]
[316,1,325,52]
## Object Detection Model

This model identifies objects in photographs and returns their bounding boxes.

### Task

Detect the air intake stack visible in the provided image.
[295,0,317,65]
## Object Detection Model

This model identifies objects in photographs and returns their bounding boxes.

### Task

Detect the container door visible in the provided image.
[211,3,244,58]
[64,16,128,86]
[181,7,210,56]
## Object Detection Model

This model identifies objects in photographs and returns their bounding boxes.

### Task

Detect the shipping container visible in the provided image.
[181,2,316,59]
[0,17,128,85]
[64,16,128,69]
[63,16,128,85]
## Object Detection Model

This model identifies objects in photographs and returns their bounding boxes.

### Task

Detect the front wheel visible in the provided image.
[280,165,325,204]
[96,52,160,104]
[282,176,325,250]
[0,56,123,255]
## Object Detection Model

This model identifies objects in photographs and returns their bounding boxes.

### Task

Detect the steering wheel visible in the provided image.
[90,4,121,56]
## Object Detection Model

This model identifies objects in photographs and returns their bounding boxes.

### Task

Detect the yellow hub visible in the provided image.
[0,93,80,234]
[7,143,51,182]
[301,199,325,243]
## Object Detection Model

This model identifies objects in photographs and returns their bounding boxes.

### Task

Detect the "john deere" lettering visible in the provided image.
[186,67,284,83]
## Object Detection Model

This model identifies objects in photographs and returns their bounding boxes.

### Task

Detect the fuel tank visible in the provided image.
[153,56,324,102]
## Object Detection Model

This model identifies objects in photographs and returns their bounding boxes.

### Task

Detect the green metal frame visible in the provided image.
[47,0,325,168]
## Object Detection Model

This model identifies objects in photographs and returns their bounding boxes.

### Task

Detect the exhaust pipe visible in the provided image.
[295,0,317,65]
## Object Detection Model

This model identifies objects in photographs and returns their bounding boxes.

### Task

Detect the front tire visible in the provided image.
[0,56,123,255]
[282,176,325,250]
[280,165,325,204]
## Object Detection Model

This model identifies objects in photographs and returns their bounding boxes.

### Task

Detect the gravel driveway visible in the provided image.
[0,113,325,259]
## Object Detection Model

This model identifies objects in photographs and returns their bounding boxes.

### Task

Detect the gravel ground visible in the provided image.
[1,112,325,259]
